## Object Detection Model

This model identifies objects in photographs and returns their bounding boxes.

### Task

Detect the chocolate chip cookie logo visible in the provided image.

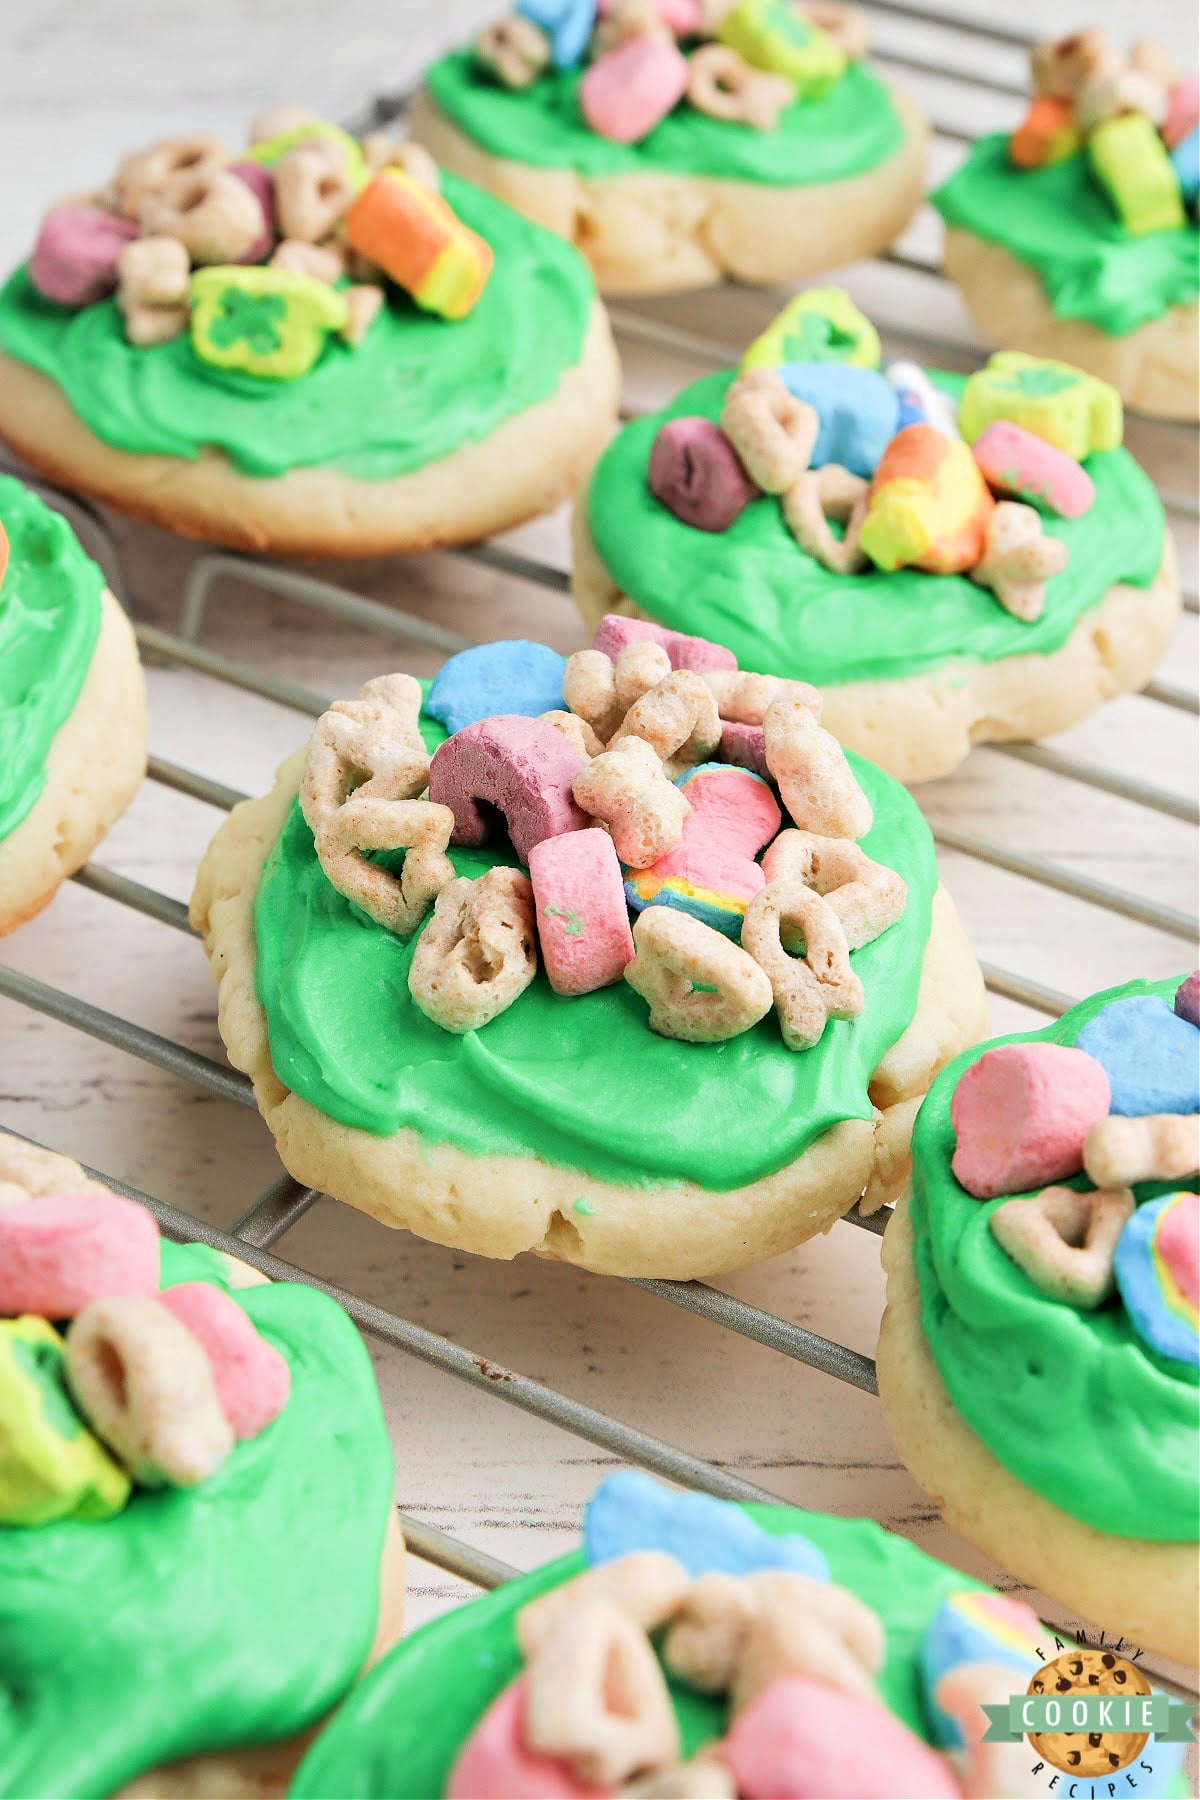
[981,1644,1196,1781]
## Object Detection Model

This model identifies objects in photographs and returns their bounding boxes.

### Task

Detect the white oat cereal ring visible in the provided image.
[408,867,537,1034]
[1030,27,1120,100]
[969,501,1068,624]
[609,670,722,778]
[563,647,626,743]
[798,3,871,60]
[517,1551,690,1659]
[573,735,692,868]
[701,669,822,727]
[687,43,796,131]
[625,908,773,1043]
[539,709,606,760]
[522,1599,680,1787]
[113,133,228,220]
[274,143,357,243]
[989,1184,1135,1309]
[760,829,906,950]
[139,166,266,266]
[782,463,870,575]
[361,132,441,190]
[661,1573,758,1694]
[117,234,190,308]
[741,879,864,1050]
[476,14,552,89]
[314,796,456,936]
[614,640,673,716]
[730,1574,884,1714]
[721,367,819,495]
[763,697,873,839]
[270,238,346,283]
[1083,1112,1200,1188]
[300,674,428,830]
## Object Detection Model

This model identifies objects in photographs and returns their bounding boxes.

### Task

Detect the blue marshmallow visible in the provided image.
[583,1470,829,1580]
[426,640,567,738]
[777,362,900,478]
[1171,126,1199,206]
[1075,995,1200,1117]
[918,1591,1043,1748]
[517,0,597,68]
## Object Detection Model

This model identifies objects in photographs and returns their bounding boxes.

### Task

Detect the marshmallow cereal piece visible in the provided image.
[989,1184,1135,1308]
[861,424,995,576]
[763,697,873,839]
[522,1599,680,1787]
[1175,970,1200,1026]
[427,640,568,737]
[624,908,773,1042]
[408,868,538,1033]
[580,33,690,143]
[518,0,598,69]
[918,1592,1043,1749]
[949,1042,1112,1199]
[742,287,880,373]
[0,1189,160,1320]
[648,416,759,532]
[584,1469,830,1580]
[724,1677,961,1799]
[1088,111,1187,236]
[0,1316,131,1525]
[158,1281,290,1440]
[1083,1113,1200,1188]
[528,827,636,994]
[1163,73,1200,149]
[721,368,819,494]
[718,721,769,778]
[1114,1191,1199,1372]
[592,613,738,676]
[1076,994,1200,1116]
[776,362,899,479]
[29,205,139,307]
[517,1550,689,1658]
[971,420,1094,518]
[623,761,780,936]
[882,359,960,438]
[958,352,1123,459]
[573,737,692,869]
[346,170,493,320]
[716,0,846,96]
[428,714,588,862]
[609,671,722,779]
[1009,94,1079,168]
[741,879,863,1050]
[189,265,348,380]
[935,1661,1045,1799]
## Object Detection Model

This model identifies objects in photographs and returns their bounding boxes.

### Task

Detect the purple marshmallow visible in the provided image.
[648,416,758,533]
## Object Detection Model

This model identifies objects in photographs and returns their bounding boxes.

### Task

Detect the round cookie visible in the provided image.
[932,32,1199,421]
[877,976,1199,1666]
[0,1130,405,1800]
[411,13,926,295]
[1026,1650,1151,1777]
[572,294,1180,783]
[0,475,147,935]
[189,638,988,1279]
[0,114,619,556]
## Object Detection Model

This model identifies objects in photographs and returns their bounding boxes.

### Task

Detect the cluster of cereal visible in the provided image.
[298,625,907,1050]
[1013,30,1198,232]
[649,286,1126,622]
[0,1136,289,1527]
[951,973,1199,1371]
[476,0,868,143]
[27,107,492,377]
[444,1471,1050,1797]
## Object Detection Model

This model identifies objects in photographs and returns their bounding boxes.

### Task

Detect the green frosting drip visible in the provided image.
[0,175,593,481]
[933,135,1200,337]
[0,475,103,842]
[585,369,1165,687]
[253,695,936,1189]
[425,49,903,185]
[0,1242,395,1799]
[909,977,1200,1545]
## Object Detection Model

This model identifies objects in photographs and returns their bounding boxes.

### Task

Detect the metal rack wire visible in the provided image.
[1,0,1196,1689]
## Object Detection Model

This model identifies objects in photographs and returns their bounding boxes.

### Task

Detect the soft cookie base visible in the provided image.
[571,506,1182,785]
[0,302,619,557]
[189,747,988,1279]
[407,87,928,296]
[877,1195,1197,1668]
[944,228,1200,423]
[0,586,147,935]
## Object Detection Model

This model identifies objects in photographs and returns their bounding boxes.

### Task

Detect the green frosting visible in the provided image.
[0,175,593,481]
[0,475,103,842]
[585,369,1165,687]
[0,1242,395,1799]
[290,1504,987,1796]
[909,977,1200,1545]
[933,134,1200,337]
[425,49,903,185]
[253,695,936,1189]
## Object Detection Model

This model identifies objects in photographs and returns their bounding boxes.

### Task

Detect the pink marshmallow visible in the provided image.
[649,417,759,534]
[971,422,1094,519]
[0,1191,160,1319]
[447,1678,612,1800]
[227,160,276,263]
[1163,74,1200,149]
[30,205,140,307]
[528,828,635,996]
[593,612,738,676]
[428,715,588,864]
[950,1042,1112,1200]
[719,720,770,779]
[649,763,779,898]
[724,1677,962,1800]
[580,34,690,144]
[1175,970,1200,1027]
[158,1281,290,1441]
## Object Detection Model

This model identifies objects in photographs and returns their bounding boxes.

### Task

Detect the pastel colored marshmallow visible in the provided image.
[919,1591,1044,1748]
[1171,125,1199,205]
[1163,74,1200,149]
[1009,94,1080,167]
[447,1677,609,1798]
[1114,1190,1198,1371]
[1175,970,1200,1027]
[227,159,277,262]
[1075,994,1200,1116]
[0,1315,130,1526]
[158,1281,290,1440]
[592,612,738,674]
[777,362,900,478]
[345,170,493,319]
[860,425,995,575]
[624,762,781,938]
[742,287,881,373]
[30,205,139,307]
[719,720,770,779]
[717,0,846,97]
[517,0,598,69]
[0,1191,160,1320]
[958,352,1123,459]
[428,715,588,863]
[724,1677,962,1799]
[427,641,567,737]
[528,829,635,996]
[580,34,689,143]
[971,420,1094,518]
[648,416,759,532]
[950,1042,1112,1199]
[189,266,347,380]
[1088,112,1187,235]
[882,360,960,439]
[584,1469,829,1579]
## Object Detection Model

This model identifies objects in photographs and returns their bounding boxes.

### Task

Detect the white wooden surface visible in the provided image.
[0,0,1196,1690]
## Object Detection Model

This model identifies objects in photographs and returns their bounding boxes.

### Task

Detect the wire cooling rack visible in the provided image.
[1,0,1197,1691]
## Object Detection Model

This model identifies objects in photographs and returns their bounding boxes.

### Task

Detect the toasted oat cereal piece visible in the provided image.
[701,669,821,727]
[721,367,819,494]
[271,237,345,283]
[539,710,606,760]
[522,1600,680,1787]
[990,1184,1135,1308]
[314,796,456,937]
[609,671,722,779]
[730,1573,885,1713]
[760,829,905,950]
[113,133,228,219]
[625,908,773,1043]
[517,1551,690,1658]
[763,698,872,839]
[1082,1113,1200,1189]
[687,43,795,130]
[969,501,1068,623]
[408,868,537,1033]
[564,647,626,743]
[573,736,692,868]
[662,1573,758,1693]
[741,880,863,1050]
[476,14,552,88]
[275,143,357,242]
[782,464,870,575]
[300,674,429,830]
[140,166,266,265]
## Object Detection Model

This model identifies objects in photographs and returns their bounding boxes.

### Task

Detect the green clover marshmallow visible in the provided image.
[0,1316,130,1525]
[958,351,1123,460]
[189,266,349,381]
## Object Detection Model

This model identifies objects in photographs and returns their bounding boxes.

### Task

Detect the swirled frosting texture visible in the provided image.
[425,50,903,184]
[933,136,1200,336]
[0,475,102,842]
[909,977,1199,1544]
[585,370,1164,686]
[253,696,936,1188]
[0,1242,395,1799]
[0,175,593,480]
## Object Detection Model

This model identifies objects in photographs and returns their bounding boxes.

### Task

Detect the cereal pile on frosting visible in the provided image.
[474,0,870,142]
[298,623,908,1050]
[1010,29,1197,232]
[648,286,1126,623]
[27,109,492,379]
